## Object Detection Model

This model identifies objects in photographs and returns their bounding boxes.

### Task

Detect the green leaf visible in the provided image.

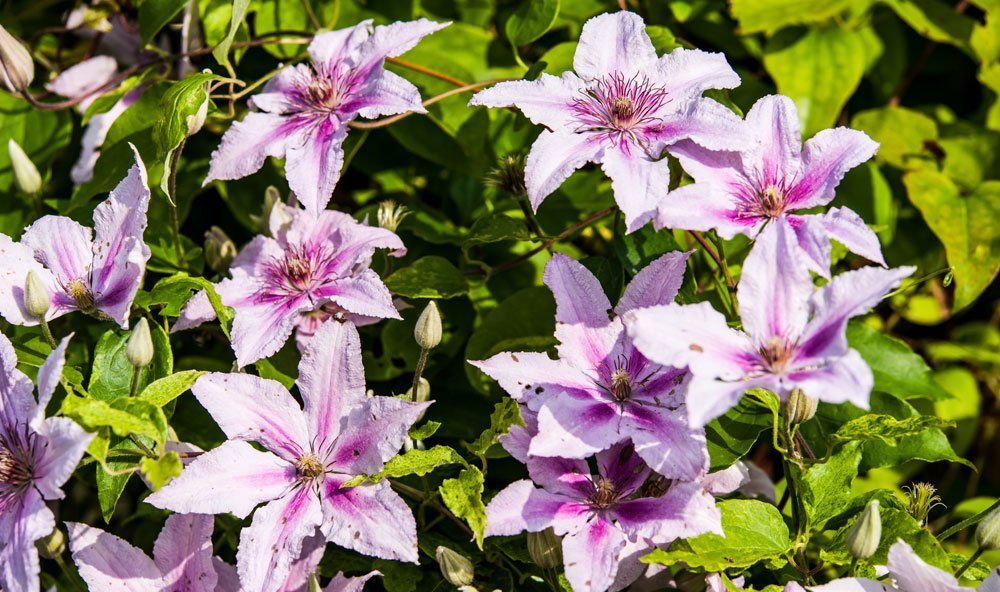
[466,399,524,457]
[137,274,234,337]
[833,414,953,444]
[0,93,72,207]
[376,445,467,481]
[614,224,684,275]
[764,25,871,137]
[62,395,168,449]
[851,106,939,169]
[505,0,560,46]
[846,322,952,400]
[155,72,225,199]
[881,0,976,55]
[462,214,531,246]
[705,397,774,471]
[439,466,488,549]
[212,0,251,68]
[903,172,1000,310]
[730,0,872,34]
[642,499,792,571]
[384,256,469,299]
[409,421,441,441]
[138,370,206,407]
[139,451,183,491]
[138,0,189,45]
[89,324,173,402]
[97,436,141,522]
[802,442,862,528]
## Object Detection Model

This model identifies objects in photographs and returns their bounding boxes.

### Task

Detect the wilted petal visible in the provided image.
[298,319,367,445]
[192,373,309,462]
[204,112,305,185]
[284,116,348,215]
[66,521,161,592]
[321,478,419,563]
[658,99,750,152]
[484,480,589,537]
[654,48,740,103]
[574,11,656,80]
[615,250,690,316]
[744,95,802,185]
[0,490,54,592]
[788,127,879,210]
[886,539,964,592]
[601,147,669,232]
[789,349,872,409]
[238,487,323,592]
[153,514,218,592]
[613,482,721,542]
[562,517,628,592]
[325,396,429,474]
[468,73,584,129]
[32,417,92,499]
[525,130,605,210]
[145,440,295,518]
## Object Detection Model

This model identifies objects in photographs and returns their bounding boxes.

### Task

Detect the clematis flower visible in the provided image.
[147,320,428,592]
[468,11,748,231]
[626,220,914,427]
[0,145,150,329]
[1,334,92,592]
[485,442,721,592]
[204,18,448,214]
[472,251,709,480]
[656,94,883,276]
[173,202,405,367]
[810,539,1000,592]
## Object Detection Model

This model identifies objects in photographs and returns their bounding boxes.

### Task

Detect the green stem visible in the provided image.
[939,498,1000,541]
[128,434,156,458]
[955,547,984,579]
[514,192,550,252]
[410,348,429,402]
[391,479,473,537]
[299,0,320,29]
[40,318,57,348]
[350,80,511,130]
[54,553,84,592]
[167,139,186,269]
[129,366,141,398]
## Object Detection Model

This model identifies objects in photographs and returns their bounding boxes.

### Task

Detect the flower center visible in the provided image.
[296,453,325,480]
[0,434,34,491]
[572,72,669,137]
[759,336,796,374]
[757,185,786,218]
[66,278,95,311]
[590,477,619,510]
[596,355,648,402]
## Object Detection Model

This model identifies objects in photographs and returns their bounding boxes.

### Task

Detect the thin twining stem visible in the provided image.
[350,79,508,130]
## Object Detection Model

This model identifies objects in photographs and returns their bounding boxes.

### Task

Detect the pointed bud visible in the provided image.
[784,388,817,425]
[24,271,50,319]
[0,25,33,93]
[528,528,562,569]
[407,377,431,404]
[976,505,1000,550]
[847,500,881,560]
[126,318,154,369]
[35,527,65,560]
[204,226,237,272]
[8,139,41,195]
[414,301,442,350]
[377,200,409,233]
[436,546,474,588]
[486,154,527,196]
[250,186,283,234]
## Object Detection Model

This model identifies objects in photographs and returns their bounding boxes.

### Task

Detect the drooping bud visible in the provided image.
[0,25,33,93]
[527,528,562,569]
[204,226,237,272]
[784,388,817,425]
[847,500,881,560]
[414,301,442,350]
[377,200,409,233]
[486,154,527,196]
[126,318,154,369]
[8,139,41,195]
[976,505,1000,550]
[23,271,50,319]
[35,527,65,560]
[904,482,943,527]
[436,546,474,588]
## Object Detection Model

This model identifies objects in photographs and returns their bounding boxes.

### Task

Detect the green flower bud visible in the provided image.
[436,546,474,588]
[486,154,527,196]
[377,200,409,233]
[8,139,41,195]
[35,527,65,560]
[414,301,442,350]
[251,186,283,235]
[976,505,1000,550]
[204,226,237,272]
[407,377,431,404]
[23,271,50,319]
[784,388,817,425]
[847,500,881,560]
[0,25,33,93]
[126,318,154,369]
[527,528,562,569]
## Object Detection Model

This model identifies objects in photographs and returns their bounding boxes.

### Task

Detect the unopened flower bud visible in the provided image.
[407,377,431,404]
[847,500,881,560]
[0,25,33,93]
[24,271,50,319]
[486,154,527,196]
[126,318,154,369]
[204,226,237,272]
[784,388,817,425]
[8,139,41,195]
[35,527,65,559]
[250,186,283,234]
[415,301,442,350]
[976,505,1000,550]
[377,200,409,233]
[436,546,474,588]
[528,528,562,569]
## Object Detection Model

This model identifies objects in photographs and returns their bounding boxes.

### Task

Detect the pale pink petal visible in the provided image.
[654,48,740,102]
[324,571,381,592]
[171,289,216,332]
[34,334,71,426]
[145,440,295,519]
[325,397,429,475]
[238,487,323,592]
[543,253,612,327]
[227,290,310,368]
[249,65,312,115]
[213,558,241,592]
[738,219,813,345]
[601,147,669,232]
[284,116,348,214]
[90,146,151,328]
[307,21,373,74]
[886,539,963,592]
[0,490,53,592]
[0,235,57,325]
[46,56,118,110]
[574,11,656,80]
[319,269,400,320]
[0,332,35,427]
[809,579,893,592]
[66,522,161,592]
[468,73,585,129]
[350,70,424,119]
[469,352,591,402]
[21,215,93,287]
[788,127,879,209]
[562,517,627,592]
[524,455,594,500]
[787,214,835,277]
[528,395,623,458]
[654,183,763,238]
[484,480,589,537]
[683,373,774,428]
[354,19,449,73]
[816,207,886,266]
[525,130,605,210]
[154,514,218,592]
[744,95,802,185]
[71,89,141,186]
[321,478,419,563]
[980,570,1000,592]
[192,373,309,462]
[658,99,750,152]
[699,462,750,496]
[789,348,872,409]
[276,534,325,592]
[616,250,691,315]
[596,442,650,496]
[32,417,93,499]
[613,482,721,542]
[297,320,367,446]
[624,404,709,480]
[555,321,622,378]
[204,112,307,185]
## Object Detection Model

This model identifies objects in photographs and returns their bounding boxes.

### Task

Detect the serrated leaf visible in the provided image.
[155,72,224,199]
[439,466,487,549]
[705,397,774,471]
[505,0,560,46]
[851,106,939,169]
[140,451,183,490]
[467,399,524,457]
[138,370,206,407]
[833,413,952,444]
[802,442,862,528]
[384,256,469,299]
[62,395,168,449]
[730,0,872,34]
[409,421,441,441]
[376,445,467,481]
[847,322,951,400]
[89,324,172,402]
